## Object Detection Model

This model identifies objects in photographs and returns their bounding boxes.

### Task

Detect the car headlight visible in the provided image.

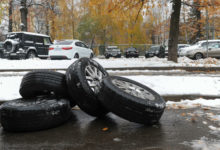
[155,50,159,54]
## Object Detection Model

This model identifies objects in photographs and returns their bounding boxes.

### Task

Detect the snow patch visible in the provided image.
[183,136,220,150]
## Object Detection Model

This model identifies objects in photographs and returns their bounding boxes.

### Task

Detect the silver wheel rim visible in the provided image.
[195,53,202,59]
[85,64,104,94]
[28,52,36,58]
[112,79,155,101]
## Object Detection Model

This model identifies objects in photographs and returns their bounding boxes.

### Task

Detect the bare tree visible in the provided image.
[168,0,182,63]
[20,0,28,31]
[8,0,13,32]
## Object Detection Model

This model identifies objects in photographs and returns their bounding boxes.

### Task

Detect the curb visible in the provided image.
[1,95,220,105]
[1,66,220,72]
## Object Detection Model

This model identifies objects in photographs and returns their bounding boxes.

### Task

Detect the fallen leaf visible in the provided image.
[102,127,109,131]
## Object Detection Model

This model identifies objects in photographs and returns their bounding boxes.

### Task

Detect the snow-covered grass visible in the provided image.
[127,75,220,96]
[0,56,220,70]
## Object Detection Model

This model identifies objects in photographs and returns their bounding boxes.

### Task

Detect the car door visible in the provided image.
[207,42,218,57]
[210,42,220,57]
[43,37,52,56]
[35,36,45,55]
[75,42,85,57]
[80,42,91,57]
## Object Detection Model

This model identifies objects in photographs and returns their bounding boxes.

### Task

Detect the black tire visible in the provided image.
[74,53,79,59]
[66,57,109,117]
[0,51,3,58]
[19,70,71,101]
[98,76,166,125]
[26,51,37,59]
[0,96,72,132]
[90,53,94,59]
[194,53,203,60]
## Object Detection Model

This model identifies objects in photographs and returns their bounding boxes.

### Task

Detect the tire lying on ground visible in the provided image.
[98,76,166,125]
[0,96,72,132]
[19,70,75,106]
[66,58,109,117]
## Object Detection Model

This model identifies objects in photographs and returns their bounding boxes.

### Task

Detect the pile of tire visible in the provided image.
[0,58,166,132]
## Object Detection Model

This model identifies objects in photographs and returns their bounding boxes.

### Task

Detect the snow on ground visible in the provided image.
[0,56,220,70]
[2,75,220,101]
[126,75,220,96]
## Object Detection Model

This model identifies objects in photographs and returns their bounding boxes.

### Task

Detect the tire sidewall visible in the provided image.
[101,76,166,109]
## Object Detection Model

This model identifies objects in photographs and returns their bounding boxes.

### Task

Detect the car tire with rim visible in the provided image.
[0,51,3,58]
[0,96,72,132]
[74,53,79,59]
[19,70,74,105]
[66,57,109,117]
[90,53,94,59]
[194,53,203,60]
[98,76,166,125]
[26,51,37,59]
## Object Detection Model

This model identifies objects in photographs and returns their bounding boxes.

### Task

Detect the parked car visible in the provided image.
[104,46,121,59]
[0,42,4,58]
[3,32,52,59]
[49,40,94,59]
[165,44,190,56]
[124,47,139,58]
[182,40,220,59]
[145,45,165,58]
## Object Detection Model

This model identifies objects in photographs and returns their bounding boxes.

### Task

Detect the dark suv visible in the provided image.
[3,32,52,59]
[104,46,121,59]
[0,42,4,58]
[145,45,165,58]
[124,47,139,58]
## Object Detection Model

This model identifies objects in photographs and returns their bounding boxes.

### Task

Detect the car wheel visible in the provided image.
[74,53,79,59]
[27,51,37,59]
[0,96,72,132]
[98,76,166,125]
[19,70,73,105]
[90,53,94,59]
[0,51,3,58]
[194,53,203,60]
[66,58,109,117]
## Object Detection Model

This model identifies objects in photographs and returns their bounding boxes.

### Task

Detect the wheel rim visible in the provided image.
[195,53,202,59]
[85,64,104,94]
[28,52,36,58]
[112,79,156,100]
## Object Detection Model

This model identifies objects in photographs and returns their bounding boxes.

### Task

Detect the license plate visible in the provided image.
[149,53,153,56]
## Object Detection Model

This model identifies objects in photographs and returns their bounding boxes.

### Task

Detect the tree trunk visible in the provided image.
[168,0,182,63]
[20,0,28,31]
[8,0,13,32]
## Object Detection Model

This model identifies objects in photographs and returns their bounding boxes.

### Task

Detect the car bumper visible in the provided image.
[105,54,121,58]
[49,50,74,59]
[125,53,139,57]
[4,52,26,59]
[50,55,69,60]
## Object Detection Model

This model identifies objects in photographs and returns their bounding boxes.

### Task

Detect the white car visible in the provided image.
[49,40,94,59]
[179,40,220,57]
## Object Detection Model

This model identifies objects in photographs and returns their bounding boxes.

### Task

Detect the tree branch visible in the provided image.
[134,0,144,23]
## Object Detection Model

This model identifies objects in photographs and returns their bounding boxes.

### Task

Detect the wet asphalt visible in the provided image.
[0,107,219,150]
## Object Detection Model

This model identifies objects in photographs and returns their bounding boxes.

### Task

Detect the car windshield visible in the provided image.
[149,46,160,52]
[54,40,73,45]
[127,48,136,51]
[107,48,120,51]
